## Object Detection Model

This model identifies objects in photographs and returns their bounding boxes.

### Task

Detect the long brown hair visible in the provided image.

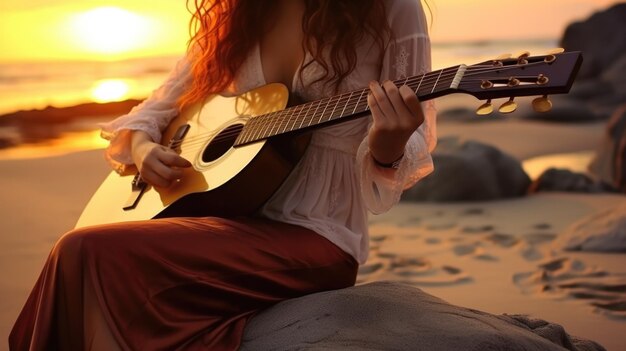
[179,0,391,108]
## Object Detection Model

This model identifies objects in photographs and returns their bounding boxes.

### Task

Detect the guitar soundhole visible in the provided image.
[202,123,243,163]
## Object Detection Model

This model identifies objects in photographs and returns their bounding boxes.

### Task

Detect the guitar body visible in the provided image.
[76,83,310,228]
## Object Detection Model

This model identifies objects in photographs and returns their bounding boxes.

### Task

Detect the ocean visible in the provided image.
[0,38,559,158]
[0,38,559,116]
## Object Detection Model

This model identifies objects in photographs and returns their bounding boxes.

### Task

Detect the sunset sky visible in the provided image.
[0,0,620,62]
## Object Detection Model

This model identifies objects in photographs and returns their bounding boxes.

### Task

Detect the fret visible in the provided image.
[284,104,302,134]
[301,99,321,129]
[260,111,278,139]
[240,118,255,144]
[252,114,267,142]
[352,89,366,114]
[339,91,353,119]
[431,69,444,94]
[316,97,331,124]
[326,94,342,121]
[270,109,288,137]
[415,73,425,95]
[297,102,311,131]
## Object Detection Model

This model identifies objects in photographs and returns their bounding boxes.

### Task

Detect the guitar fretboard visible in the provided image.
[235,65,463,146]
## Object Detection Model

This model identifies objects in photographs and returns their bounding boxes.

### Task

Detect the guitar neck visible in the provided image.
[234,65,465,146]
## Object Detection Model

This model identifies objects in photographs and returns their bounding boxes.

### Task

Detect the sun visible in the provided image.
[91,79,131,103]
[71,7,152,55]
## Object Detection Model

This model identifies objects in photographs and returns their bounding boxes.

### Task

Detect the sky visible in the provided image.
[0,0,620,62]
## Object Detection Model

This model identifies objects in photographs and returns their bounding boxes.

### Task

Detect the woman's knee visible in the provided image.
[52,225,118,261]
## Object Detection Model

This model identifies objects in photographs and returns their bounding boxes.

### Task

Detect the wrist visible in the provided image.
[372,153,404,169]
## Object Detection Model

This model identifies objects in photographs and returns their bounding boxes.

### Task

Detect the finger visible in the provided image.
[159,150,192,168]
[369,81,396,119]
[367,91,388,127]
[399,85,423,119]
[383,81,416,121]
[140,168,171,188]
[151,160,184,181]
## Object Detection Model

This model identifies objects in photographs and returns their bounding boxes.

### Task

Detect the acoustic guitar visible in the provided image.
[76,50,582,228]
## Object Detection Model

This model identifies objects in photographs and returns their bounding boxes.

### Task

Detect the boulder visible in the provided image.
[589,104,626,192]
[241,281,605,351]
[519,98,600,123]
[560,3,626,80]
[401,138,530,202]
[528,168,616,194]
[556,203,626,253]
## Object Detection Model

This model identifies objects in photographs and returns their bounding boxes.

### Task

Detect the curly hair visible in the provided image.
[178,0,392,108]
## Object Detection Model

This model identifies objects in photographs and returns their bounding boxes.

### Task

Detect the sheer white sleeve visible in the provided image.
[99,56,192,173]
[357,0,437,214]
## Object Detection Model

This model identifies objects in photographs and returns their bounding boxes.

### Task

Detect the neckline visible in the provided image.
[255,42,304,93]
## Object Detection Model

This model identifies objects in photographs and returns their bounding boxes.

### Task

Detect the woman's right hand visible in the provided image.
[131,130,192,188]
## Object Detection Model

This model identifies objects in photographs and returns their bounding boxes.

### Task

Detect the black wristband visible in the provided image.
[372,153,404,169]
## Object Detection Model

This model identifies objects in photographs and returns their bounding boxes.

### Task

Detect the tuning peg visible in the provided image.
[546,48,564,55]
[498,97,518,114]
[532,95,552,112]
[476,99,493,115]
[515,51,531,64]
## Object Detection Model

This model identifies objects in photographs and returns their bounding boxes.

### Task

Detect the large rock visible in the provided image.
[241,281,605,350]
[561,3,626,80]
[589,104,626,192]
[529,168,616,194]
[520,98,601,123]
[401,138,530,202]
[556,202,626,253]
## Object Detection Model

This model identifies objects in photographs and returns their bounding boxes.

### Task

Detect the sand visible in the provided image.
[1,98,625,350]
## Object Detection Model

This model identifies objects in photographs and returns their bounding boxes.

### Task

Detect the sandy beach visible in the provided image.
[1,89,625,350]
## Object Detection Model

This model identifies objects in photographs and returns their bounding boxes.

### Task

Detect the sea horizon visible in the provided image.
[0,37,559,116]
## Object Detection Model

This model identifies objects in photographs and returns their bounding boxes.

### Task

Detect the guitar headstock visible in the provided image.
[454,50,583,114]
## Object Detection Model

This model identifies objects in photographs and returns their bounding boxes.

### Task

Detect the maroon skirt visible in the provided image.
[9,216,358,350]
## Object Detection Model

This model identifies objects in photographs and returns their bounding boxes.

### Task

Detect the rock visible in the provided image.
[567,80,615,101]
[589,104,626,192]
[520,98,601,123]
[560,3,626,80]
[601,53,626,98]
[240,281,605,351]
[557,203,626,253]
[437,107,502,123]
[401,137,530,202]
[529,168,617,194]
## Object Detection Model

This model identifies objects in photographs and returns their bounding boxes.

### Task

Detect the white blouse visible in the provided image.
[100,0,437,264]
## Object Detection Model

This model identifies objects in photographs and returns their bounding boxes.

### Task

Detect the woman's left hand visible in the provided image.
[367,80,425,166]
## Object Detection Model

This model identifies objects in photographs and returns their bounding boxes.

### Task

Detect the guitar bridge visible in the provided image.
[123,174,148,211]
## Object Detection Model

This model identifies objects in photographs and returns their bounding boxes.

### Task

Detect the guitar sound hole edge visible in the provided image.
[201,123,244,163]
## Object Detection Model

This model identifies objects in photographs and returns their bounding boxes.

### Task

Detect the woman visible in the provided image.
[10,0,436,349]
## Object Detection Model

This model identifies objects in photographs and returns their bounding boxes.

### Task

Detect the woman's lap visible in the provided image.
[10,216,358,351]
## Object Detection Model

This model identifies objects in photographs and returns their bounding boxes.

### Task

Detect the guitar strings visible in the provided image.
[169,60,554,152]
[171,66,534,153]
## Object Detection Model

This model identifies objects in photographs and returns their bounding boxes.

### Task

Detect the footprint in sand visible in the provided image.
[523,232,557,245]
[474,253,499,261]
[533,223,552,230]
[358,262,384,275]
[513,256,626,319]
[461,208,485,215]
[370,235,388,243]
[461,225,494,234]
[425,222,457,230]
[485,233,519,248]
[519,244,543,261]
[453,243,477,256]
[424,237,441,245]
